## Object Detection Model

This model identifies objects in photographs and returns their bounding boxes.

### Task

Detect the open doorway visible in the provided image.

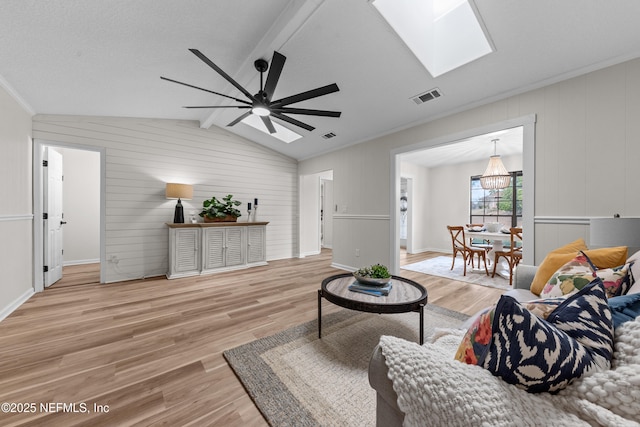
[389,114,536,274]
[33,140,105,292]
[299,170,333,257]
[399,177,412,252]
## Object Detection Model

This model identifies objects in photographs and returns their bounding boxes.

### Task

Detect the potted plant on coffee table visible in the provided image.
[199,194,242,222]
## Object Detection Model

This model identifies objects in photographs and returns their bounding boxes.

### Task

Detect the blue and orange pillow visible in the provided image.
[455,279,614,393]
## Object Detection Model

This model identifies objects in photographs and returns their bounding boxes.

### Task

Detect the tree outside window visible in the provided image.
[470,171,522,228]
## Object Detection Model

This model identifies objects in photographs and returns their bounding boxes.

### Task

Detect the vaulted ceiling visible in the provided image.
[2,1,640,160]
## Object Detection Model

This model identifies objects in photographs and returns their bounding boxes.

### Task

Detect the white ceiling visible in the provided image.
[399,126,523,168]
[2,1,640,161]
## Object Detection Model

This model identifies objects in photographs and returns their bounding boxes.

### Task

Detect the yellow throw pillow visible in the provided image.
[530,241,628,296]
[586,246,628,269]
[530,238,588,296]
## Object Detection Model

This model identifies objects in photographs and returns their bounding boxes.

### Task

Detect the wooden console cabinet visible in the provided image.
[166,222,268,279]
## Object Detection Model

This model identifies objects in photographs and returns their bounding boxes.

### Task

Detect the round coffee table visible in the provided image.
[318,273,428,344]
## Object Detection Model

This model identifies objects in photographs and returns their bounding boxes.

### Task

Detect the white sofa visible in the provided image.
[369,261,640,427]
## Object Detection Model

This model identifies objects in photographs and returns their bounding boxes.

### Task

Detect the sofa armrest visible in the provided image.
[514,264,537,290]
[369,344,404,427]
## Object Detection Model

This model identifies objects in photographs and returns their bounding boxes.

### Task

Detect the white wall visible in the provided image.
[33,115,298,283]
[59,147,100,264]
[300,57,640,270]
[0,83,33,320]
[407,154,523,253]
[400,163,430,253]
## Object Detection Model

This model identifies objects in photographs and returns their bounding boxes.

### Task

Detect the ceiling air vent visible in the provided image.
[322,132,336,139]
[411,88,442,105]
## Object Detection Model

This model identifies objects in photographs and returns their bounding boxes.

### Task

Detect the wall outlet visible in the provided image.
[109,255,119,264]
[355,248,360,257]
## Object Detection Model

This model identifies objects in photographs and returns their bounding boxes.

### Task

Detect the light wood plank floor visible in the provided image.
[0,250,504,426]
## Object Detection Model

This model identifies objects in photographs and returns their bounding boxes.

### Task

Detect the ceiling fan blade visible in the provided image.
[227,111,252,127]
[263,51,286,100]
[271,83,340,108]
[273,107,341,117]
[189,49,255,101]
[161,77,252,105]
[261,116,277,134]
[183,105,251,109]
[271,112,315,132]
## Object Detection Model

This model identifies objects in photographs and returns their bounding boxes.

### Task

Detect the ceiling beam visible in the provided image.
[200,0,325,130]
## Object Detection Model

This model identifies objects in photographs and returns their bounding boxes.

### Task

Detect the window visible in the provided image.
[470,171,522,228]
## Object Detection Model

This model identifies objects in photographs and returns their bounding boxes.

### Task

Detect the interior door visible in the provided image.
[44,147,64,287]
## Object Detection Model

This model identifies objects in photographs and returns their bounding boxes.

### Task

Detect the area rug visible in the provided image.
[401,255,511,290]
[223,305,469,427]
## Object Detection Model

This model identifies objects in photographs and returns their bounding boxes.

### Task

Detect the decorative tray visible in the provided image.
[353,274,391,287]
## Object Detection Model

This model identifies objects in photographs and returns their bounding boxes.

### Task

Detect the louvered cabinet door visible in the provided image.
[247,225,266,264]
[168,227,200,278]
[203,228,226,270]
[224,227,245,267]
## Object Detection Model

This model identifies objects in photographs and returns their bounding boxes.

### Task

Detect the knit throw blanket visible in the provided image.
[379,317,640,427]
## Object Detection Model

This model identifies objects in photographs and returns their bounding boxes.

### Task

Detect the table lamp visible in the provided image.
[165,183,193,223]
[590,216,640,257]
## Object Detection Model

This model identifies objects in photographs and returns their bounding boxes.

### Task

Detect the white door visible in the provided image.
[44,148,64,287]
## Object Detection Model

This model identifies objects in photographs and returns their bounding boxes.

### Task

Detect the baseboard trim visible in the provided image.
[408,247,450,254]
[300,250,321,257]
[0,288,34,322]
[330,262,353,272]
[63,258,100,266]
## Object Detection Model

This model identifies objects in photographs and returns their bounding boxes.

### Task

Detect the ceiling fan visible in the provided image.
[161,49,341,134]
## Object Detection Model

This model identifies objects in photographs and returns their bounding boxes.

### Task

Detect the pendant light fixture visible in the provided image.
[480,139,511,189]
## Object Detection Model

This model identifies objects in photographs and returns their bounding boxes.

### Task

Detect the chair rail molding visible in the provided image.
[0,214,34,221]
[333,214,390,220]
[533,216,591,225]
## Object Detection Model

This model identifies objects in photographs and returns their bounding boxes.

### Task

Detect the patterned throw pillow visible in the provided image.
[540,252,594,298]
[455,297,565,365]
[481,279,614,393]
[541,251,632,299]
[529,244,628,296]
[454,306,494,365]
[596,263,633,297]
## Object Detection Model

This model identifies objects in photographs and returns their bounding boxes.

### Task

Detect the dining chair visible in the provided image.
[491,227,523,286]
[465,223,492,252]
[447,226,489,276]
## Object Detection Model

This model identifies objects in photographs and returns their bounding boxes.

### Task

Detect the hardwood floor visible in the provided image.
[0,250,504,426]
[50,264,101,289]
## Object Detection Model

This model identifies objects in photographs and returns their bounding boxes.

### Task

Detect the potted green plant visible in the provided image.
[199,194,242,222]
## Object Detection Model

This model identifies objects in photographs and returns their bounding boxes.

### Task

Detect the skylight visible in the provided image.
[241,114,302,143]
[371,0,493,77]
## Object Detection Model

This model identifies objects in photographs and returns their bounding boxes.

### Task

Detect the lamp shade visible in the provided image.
[480,155,511,189]
[590,217,640,256]
[165,183,193,200]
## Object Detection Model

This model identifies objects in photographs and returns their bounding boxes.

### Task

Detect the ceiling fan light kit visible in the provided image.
[161,49,341,136]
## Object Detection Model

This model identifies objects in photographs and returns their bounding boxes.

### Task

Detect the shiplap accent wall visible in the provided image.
[33,115,298,283]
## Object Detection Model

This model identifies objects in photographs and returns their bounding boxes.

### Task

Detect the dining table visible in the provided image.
[466,229,519,278]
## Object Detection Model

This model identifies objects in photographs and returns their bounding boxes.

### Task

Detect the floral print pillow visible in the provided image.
[541,251,631,298]
[454,306,494,365]
[455,297,564,365]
